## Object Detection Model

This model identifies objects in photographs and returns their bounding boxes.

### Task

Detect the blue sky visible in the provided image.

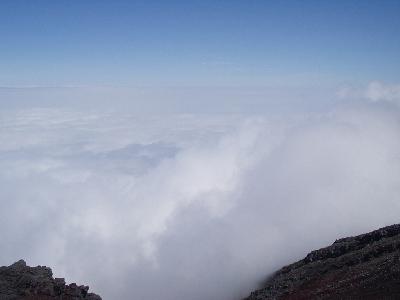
[1,0,399,88]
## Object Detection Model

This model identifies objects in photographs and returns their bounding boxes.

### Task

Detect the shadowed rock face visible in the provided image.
[0,260,101,300]
[245,224,400,300]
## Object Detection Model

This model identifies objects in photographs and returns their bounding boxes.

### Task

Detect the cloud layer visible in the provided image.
[339,81,400,104]
[0,93,400,299]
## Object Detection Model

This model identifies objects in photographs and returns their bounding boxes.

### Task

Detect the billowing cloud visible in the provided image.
[0,96,399,299]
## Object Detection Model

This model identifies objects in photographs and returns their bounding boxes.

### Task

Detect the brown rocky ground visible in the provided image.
[0,260,101,300]
[245,224,400,300]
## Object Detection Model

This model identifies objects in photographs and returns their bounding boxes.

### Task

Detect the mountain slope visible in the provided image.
[245,224,400,299]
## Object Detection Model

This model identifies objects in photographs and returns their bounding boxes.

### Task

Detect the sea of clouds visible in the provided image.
[0,82,400,299]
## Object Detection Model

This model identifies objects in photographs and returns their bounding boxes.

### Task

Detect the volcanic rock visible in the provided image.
[245,224,400,299]
[0,260,101,300]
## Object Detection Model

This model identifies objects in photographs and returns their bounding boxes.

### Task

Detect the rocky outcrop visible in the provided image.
[246,224,400,299]
[0,260,101,300]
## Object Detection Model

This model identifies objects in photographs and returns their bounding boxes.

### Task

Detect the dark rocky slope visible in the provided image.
[0,260,101,300]
[246,224,400,300]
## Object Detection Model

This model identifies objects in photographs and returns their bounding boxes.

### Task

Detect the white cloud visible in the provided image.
[0,100,399,299]
[338,81,400,104]
[365,81,400,103]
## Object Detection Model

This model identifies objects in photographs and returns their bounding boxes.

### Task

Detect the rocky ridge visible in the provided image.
[246,223,400,299]
[0,260,101,300]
